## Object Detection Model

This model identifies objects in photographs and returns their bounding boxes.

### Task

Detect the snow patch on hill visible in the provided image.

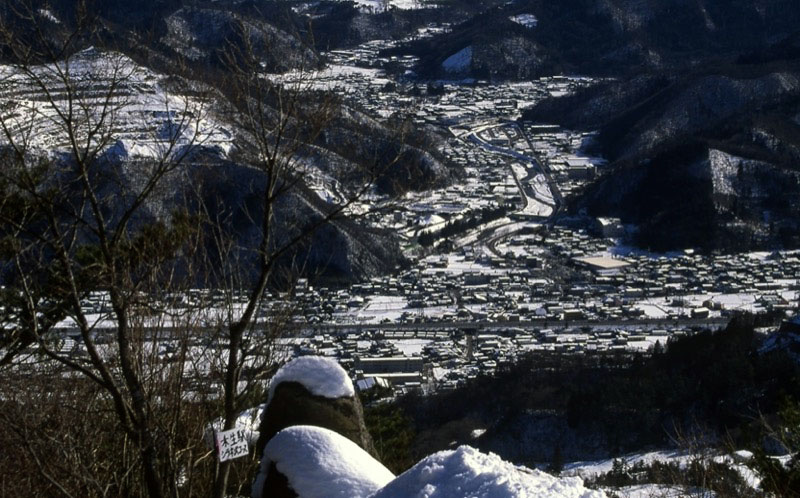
[443,46,473,73]
[267,356,355,405]
[37,9,60,24]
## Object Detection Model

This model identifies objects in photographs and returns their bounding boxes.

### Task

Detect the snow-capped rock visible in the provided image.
[255,355,377,472]
[266,356,355,406]
[253,425,394,498]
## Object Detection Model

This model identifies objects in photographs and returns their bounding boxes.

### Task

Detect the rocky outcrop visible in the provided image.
[254,381,377,461]
[254,425,394,498]
[252,356,378,498]
[252,357,606,498]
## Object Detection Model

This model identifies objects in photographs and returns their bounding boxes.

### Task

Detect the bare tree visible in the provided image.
[208,20,409,496]
[0,3,215,496]
[0,3,408,497]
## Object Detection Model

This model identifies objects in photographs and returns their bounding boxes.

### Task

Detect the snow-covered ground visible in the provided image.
[254,428,606,498]
[0,48,232,157]
[565,449,763,494]
[531,174,556,205]
[355,296,410,323]
[392,339,431,356]
[565,450,695,478]
[373,445,605,498]
[254,425,395,498]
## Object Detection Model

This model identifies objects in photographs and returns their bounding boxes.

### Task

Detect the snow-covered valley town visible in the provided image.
[28,26,799,399]
[3,3,800,498]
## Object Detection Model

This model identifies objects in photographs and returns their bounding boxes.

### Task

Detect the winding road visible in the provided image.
[466,122,561,257]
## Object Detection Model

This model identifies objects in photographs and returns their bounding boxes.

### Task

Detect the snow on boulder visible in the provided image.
[443,46,473,74]
[253,425,394,498]
[370,445,607,498]
[267,356,354,406]
[255,355,377,467]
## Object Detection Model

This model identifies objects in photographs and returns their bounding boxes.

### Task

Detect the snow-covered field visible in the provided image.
[351,0,432,11]
[269,63,392,91]
[510,14,538,29]
[565,449,764,494]
[0,48,232,157]
[531,173,556,205]
[632,290,798,319]
[355,296,410,323]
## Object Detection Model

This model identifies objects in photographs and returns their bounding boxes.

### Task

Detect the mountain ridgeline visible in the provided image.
[524,58,800,251]
[375,0,800,252]
[4,0,800,261]
[389,0,800,80]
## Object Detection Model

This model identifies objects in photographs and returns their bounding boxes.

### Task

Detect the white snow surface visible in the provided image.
[371,445,606,498]
[267,356,354,405]
[566,449,761,492]
[443,46,473,73]
[509,14,538,28]
[564,451,692,478]
[254,425,394,498]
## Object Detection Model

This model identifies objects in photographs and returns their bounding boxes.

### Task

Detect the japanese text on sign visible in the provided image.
[216,428,249,462]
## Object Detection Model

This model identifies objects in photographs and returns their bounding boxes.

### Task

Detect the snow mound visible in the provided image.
[443,46,473,73]
[254,425,394,498]
[371,445,606,498]
[267,356,355,405]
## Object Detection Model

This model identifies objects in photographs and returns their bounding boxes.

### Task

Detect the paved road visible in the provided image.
[468,123,561,259]
[295,316,729,333]
[54,316,729,339]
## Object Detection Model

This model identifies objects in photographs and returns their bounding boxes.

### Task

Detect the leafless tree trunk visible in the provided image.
[0,4,408,496]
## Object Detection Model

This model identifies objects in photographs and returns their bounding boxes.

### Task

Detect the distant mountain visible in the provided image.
[390,0,800,80]
[524,55,800,251]
[0,4,458,283]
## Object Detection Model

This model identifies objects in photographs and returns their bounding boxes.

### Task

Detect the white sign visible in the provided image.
[215,428,249,462]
